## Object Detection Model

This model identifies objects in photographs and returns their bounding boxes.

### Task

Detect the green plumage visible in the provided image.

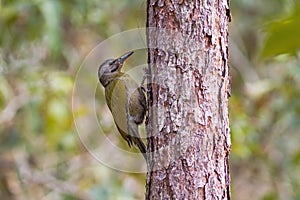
[98,52,147,160]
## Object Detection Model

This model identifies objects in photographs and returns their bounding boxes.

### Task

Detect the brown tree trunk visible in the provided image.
[145,0,231,199]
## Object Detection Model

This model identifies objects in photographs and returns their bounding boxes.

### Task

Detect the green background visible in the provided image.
[1,0,300,199]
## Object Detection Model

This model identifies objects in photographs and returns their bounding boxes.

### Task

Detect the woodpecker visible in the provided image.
[98,52,147,160]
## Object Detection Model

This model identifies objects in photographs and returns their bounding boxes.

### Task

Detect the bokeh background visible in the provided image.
[1,0,300,199]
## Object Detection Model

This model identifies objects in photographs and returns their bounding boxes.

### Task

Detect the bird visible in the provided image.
[98,51,147,160]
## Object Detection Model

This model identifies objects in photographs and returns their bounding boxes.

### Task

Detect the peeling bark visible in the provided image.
[145,0,231,199]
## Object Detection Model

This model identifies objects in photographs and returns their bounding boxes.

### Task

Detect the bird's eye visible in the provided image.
[110,64,119,72]
[110,59,117,65]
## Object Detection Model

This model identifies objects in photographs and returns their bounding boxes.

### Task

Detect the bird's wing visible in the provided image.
[120,75,147,125]
[128,87,146,124]
[122,76,147,156]
[106,76,147,159]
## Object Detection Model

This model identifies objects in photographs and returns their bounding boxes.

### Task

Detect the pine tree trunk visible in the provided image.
[145,0,231,199]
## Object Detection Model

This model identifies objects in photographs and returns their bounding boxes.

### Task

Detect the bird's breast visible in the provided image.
[105,78,129,134]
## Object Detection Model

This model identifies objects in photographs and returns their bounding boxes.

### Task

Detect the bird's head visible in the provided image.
[98,51,133,86]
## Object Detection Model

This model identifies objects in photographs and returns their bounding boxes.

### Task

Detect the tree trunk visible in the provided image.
[145,0,231,199]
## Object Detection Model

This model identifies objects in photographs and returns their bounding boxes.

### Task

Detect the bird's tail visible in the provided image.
[129,123,147,160]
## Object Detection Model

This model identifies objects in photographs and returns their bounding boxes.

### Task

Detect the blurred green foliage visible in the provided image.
[262,3,300,57]
[0,0,146,199]
[230,0,300,199]
[0,0,300,199]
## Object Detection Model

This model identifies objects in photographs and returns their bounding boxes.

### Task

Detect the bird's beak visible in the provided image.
[115,51,134,64]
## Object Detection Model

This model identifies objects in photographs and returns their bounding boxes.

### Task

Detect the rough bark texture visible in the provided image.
[145,0,231,199]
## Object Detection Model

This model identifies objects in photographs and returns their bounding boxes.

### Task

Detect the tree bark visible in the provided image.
[145,0,231,199]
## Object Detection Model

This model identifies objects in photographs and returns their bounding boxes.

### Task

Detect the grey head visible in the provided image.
[98,51,134,87]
